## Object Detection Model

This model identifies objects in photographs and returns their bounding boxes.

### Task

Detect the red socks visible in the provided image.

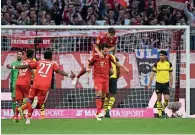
[96,96,102,115]
[15,107,19,119]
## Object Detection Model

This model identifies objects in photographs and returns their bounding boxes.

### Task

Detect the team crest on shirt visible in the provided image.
[100,61,105,67]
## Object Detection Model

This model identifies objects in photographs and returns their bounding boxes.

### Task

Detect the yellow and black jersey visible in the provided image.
[152,60,173,83]
[110,54,119,79]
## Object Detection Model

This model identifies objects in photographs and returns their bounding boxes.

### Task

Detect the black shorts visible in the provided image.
[109,78,117,94]
[155,82,170,95]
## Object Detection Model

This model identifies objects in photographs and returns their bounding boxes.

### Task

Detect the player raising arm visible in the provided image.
[86,43,129,121]
[7,50,75,124]
[72,27,117,86]
[147,50,173,118]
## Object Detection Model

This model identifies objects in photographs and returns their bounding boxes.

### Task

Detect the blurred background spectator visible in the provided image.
[1,0,195,26]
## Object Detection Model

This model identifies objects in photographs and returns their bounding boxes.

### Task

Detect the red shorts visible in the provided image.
[15,85,30,101]
[94,81,109,93]
[28,87,49,106]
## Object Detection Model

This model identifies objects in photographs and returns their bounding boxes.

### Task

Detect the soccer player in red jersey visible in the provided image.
[86,43,129,121]
[93,27,117,57]
[14,49,34,120]
[7,50,75,124]
[72,28,117,86]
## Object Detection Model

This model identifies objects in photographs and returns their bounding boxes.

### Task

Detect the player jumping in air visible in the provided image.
[103,52,120,118]
[86,43,129,121]
[147,50,173,118]
[10,50,23,119]
[72,27,117,86]
[7,50,75,124]
[14,49,35,121]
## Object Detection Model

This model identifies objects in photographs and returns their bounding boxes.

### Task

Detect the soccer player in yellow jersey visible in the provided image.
[103,53,120,118]
[147,50,173,118]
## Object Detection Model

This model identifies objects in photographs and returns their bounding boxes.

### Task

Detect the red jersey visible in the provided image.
[16,59,33,86]
[88,54,114,82]
[96,33,117,47]
[29,60,59,91]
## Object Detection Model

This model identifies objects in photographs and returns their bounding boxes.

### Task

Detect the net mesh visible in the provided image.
[1,27,188,115]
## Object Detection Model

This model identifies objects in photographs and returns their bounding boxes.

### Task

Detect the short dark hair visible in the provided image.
[108,27,115,35]
[44,50,53,60]
[17,50,24,55]
[99,43,109,51]
[26,49,34,58]
[159,50,167,56]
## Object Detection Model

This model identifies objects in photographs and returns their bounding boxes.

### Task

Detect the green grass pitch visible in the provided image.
[1,118,195,134]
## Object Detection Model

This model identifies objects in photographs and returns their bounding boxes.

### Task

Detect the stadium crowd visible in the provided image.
[1,0,195,50]
[1,0,195,25]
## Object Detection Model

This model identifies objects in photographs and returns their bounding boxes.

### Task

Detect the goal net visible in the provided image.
[1,26,191,118]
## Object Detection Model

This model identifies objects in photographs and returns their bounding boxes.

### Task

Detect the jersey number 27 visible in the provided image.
[38,63,52,75]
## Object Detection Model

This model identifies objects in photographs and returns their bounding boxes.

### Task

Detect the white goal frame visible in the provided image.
[1,25,191,118]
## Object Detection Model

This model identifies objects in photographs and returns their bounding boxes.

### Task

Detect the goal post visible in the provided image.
[1,25,191,118]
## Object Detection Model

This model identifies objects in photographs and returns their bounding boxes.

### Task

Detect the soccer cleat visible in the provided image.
[96,114,102,121]
[105,110,111,118]
[72,77,78,86]
[32,96,38,109]
[18,107,25,119]
[25,118,30,125]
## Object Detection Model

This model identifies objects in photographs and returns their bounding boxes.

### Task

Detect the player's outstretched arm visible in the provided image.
[55,69,75,78]
[7,64,30,69]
